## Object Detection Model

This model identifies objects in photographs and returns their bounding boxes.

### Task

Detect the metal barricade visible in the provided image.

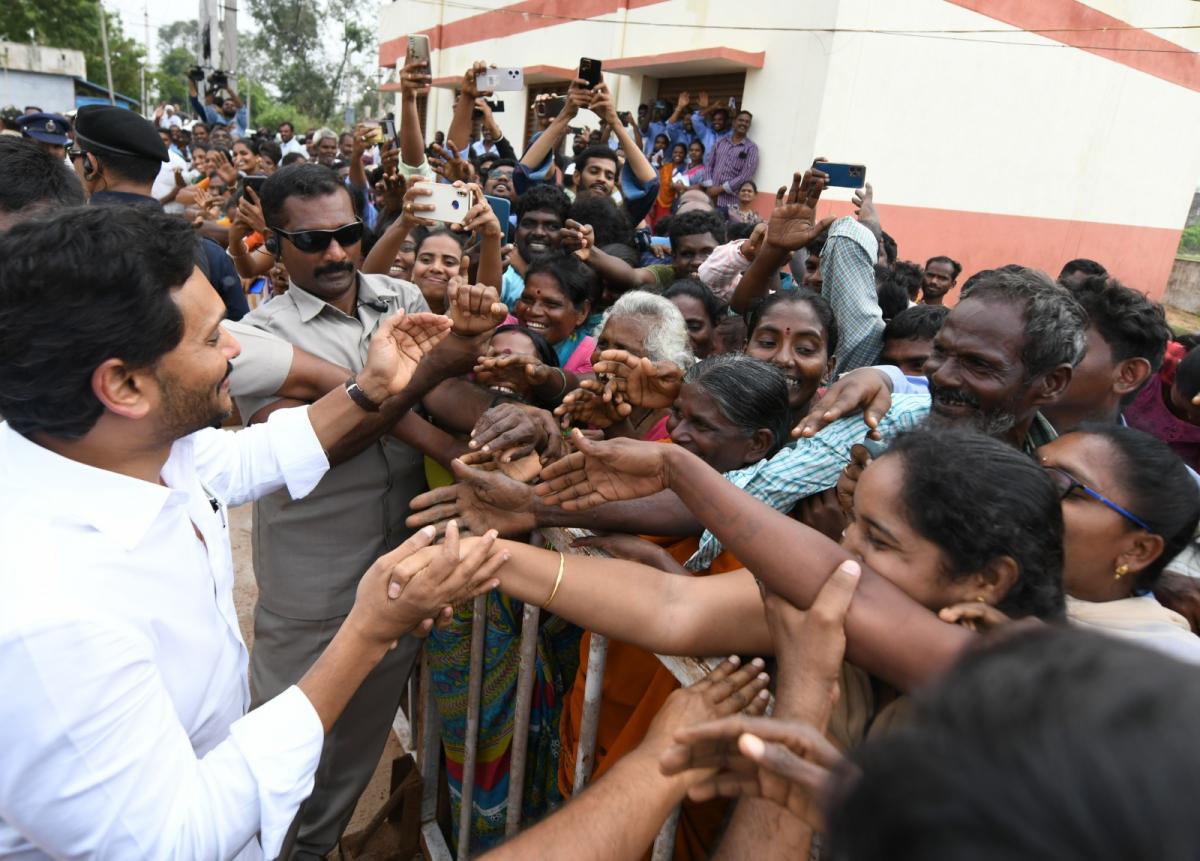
[407,527,719,860]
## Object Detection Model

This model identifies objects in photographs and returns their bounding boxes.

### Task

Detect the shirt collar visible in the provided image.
[1023,411,1058,456]
[288,274,401,323]
[0,423,180,551]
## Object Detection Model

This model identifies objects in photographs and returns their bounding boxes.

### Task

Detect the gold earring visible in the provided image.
[1114,563,1129,580]
[975,596,986,603]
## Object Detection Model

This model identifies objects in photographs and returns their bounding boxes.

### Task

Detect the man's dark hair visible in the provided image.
[525,252,595,313]
[193,121,209,133]
[960,266,1087,381]
[829,626,1200,860]
[1059,257,1107,281]
[257,140,282,166]
[280,151,307,167]
[572,144,619,179]
[879,230,897,266]
[0,136,85,216]
[259,163,349,228]
[876,273,909,322]
[888,427,1065,619]
[883,304,948,343]
[278,121,294,132]
[482,156,517,179]
[668,209,725,250]
[1079,422,1200,591]
[805,234,827,258]
[568,193,632,247]
[892,260,924,300]
[1067,275,1170,383]
[735,110,753,121]
[664,277,726,326]
[0,207,194,438]
[93,150,162,186]
[925,255,962,280]
[516,182,571,225]
[726,220,757,242]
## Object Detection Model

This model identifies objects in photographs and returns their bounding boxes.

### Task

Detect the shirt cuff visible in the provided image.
[398,159,434,180]
[265,405,331,499]
[870,364,928,395]
[227,685,325,860]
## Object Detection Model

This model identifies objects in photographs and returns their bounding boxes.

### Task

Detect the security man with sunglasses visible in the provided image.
[70,105,250,321]
[233,162,505,858]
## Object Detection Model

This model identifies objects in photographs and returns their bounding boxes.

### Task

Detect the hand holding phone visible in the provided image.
[406,34,430,65]
[476,68,524,92]
[812,160,867,189]
[418,181,473,225]
[579,57,602,89]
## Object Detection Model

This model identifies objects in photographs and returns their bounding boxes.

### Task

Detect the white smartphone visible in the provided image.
[419,181,472,225]
[407,34,430,65]
[476,67,524,92]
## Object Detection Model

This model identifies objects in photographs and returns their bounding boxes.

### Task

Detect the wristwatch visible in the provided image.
[344,375,381,412]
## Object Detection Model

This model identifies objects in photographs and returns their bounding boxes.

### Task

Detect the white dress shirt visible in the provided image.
[278,137,308,159]
[0,407,330,860]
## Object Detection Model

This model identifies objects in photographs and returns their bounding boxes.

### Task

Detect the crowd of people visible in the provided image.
[4,53,1200,861]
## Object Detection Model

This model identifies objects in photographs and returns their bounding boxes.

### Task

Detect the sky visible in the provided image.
[104,0,257,66]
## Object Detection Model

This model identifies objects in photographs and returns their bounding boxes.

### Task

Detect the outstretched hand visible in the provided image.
[553,380,630,429]
[592,349,685,410]
[765,168,836,253]
[535,429,672,509]
[407,454,540,538]
[792,367,894,439]
[358,311,454,402]
[447,279,508,337]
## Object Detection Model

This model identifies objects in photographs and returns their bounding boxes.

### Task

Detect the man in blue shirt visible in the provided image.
[188,75,248,139]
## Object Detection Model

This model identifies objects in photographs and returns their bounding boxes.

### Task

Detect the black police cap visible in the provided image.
[74,105,167,162]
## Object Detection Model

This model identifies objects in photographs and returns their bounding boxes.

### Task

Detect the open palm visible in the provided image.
[766,169,836,252]
[366,311,453,397]
[593,350,684,409]
[535,430,671,510]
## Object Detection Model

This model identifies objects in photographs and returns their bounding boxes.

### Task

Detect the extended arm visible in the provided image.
[447,62,488,162]
[399,59,431,169]
[821,217,883,374]
[520,79,591,175]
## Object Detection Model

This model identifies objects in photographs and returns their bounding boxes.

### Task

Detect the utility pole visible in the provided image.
[141,5,150,113]
[98,0,116,106]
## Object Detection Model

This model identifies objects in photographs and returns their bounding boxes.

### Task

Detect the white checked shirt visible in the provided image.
[0,407,330,860]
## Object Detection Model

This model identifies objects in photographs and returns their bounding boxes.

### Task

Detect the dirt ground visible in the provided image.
[229,504,405,856]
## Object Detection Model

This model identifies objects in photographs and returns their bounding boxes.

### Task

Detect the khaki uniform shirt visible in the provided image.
[235,273,430,620]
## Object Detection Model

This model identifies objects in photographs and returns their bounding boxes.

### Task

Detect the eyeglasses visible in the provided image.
[273,220,363,253]
[1043,466,1154,533]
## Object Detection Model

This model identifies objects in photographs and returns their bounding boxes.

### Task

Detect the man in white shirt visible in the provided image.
[0,205,505,859]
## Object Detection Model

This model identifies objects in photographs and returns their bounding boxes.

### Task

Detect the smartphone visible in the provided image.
[486,98,505,113]
[239,174,267,196]
[812,160,866,189]
[579,57,602,89]
[406,34,430,65]
[477,68,524,92]
[419,181,472,225]
[485,194,511,243]
[380,118,398,144]
[541,96,566,117]
[362,121,385,146]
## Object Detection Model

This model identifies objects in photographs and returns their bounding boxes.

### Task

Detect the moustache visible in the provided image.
[929,383,979,409]
[314,261,355,278]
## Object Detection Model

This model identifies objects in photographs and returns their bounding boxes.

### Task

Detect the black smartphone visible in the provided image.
[579,57,602,89]
[239,175,267,197]
[381,118,398,144]
[486,98,505,113]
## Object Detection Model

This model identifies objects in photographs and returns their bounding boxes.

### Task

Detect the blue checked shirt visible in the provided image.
[822,218,883,375]
[685,392,931,570]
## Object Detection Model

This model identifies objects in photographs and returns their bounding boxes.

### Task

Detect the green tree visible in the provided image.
[0,0,145,102]
[243,0,376,125]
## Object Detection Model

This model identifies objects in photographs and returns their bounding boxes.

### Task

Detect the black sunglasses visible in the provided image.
[274,220,363,253]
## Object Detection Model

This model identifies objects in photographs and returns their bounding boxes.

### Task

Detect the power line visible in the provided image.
[397,0,1200,53]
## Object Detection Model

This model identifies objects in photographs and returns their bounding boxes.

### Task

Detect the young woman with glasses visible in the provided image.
[1037,423,1200,663]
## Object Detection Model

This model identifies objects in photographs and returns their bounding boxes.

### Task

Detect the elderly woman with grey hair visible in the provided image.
[556,290,694,440]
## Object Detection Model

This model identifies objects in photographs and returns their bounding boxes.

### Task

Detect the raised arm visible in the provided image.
[447,62,488,163]
[520,79,592,174]
[399,59,432,169]
[564,219,656,289]
[590,83,655,185]
[535,435,973,691]
[730,170,835,314]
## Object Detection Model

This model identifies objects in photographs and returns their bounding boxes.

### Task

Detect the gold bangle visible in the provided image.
[544,551,565,609]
